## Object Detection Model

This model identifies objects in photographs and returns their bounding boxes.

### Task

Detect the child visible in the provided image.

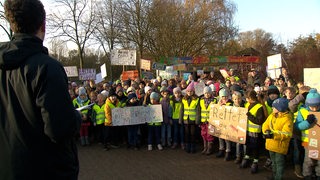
[262,98,293,180]
[171,87,184,149]
[294,88,320,179]
[73,87,91,146]
[103,89,121,150]
[240,90,266,174]
[91,93,107,144]
[232,91,246,164]
[216,88,233,160]
[179,82,199,153]
[148,92,163,151]
[160,86,173,147]
[197,86,217,155]
[126,93,140,150]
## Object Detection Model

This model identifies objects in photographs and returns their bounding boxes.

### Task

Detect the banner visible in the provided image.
[208,104,248,144]
[307,112,320,160]
[121,70,139,80]
[267,54,282,69]
[159,66,178,79]
[64,66,78,77]
[78,68,96,80]
[112,105,163,126]
[110,49,136,66]
[152,62,166,70]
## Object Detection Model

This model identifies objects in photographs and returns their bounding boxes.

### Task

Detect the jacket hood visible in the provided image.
[0,34,47,70]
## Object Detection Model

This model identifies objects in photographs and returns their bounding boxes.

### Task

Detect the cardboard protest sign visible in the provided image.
[307,112,320,160]
[112,105,163,126]
[208,104,248,144]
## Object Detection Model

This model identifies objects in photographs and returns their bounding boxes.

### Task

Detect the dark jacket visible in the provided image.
[0,34,81,180]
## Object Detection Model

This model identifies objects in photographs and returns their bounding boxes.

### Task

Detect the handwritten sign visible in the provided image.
[140,59,151,70]
[194,81,206,97]
[64,66,78,77]
[307,112,320,160]
[79,68,96,80]
[304,68,320,93]
[112,105,163,126]
[110,49,136,66]
[208,104,248,144]
[267,54,282,69]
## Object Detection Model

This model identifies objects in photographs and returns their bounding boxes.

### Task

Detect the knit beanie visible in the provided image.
[203,86,212,94]
[160,86,168,92]
[126,87,135,93]
[209,84,216,92]
[230,84,242,92]
[144,86,152,93]
[268,85,280,96]
[173,87,181,94]
[161,80,167,86]
[100,90,109,97]
[272,98,289,112]
[186,82,195,91]
[108,89,117,97]
[127,93,137,101]
[150,92,160,101]
[306,88,320,107]
[219,88,228,97]
[78,87,87,95]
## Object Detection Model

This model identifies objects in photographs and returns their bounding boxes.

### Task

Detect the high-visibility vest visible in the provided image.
[182,98,199,121]
[73,98,90,115]
[265,101,272,116]
[171,100,182,119]
[200,99,216,123]
[293,102,304,122]
[299,108,310,143]
[92,104,106,125]
[246,103,263,133]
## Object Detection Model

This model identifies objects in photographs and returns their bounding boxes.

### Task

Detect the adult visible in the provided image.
[0,0,81,179]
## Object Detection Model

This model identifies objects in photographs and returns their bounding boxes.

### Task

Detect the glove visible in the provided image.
[263,130,273,139]
[307,114,316,124]
[246,112,254,119]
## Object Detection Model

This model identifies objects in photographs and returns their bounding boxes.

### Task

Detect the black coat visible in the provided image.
[0,34,81,180]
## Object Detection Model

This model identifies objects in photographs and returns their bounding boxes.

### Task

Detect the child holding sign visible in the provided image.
[262,98,293,180]
[294,88,320,179]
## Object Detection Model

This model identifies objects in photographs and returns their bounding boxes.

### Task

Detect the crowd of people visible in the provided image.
[70,67,320,180]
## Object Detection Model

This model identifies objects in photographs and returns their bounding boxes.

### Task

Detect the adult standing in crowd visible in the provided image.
[0,0,81,179]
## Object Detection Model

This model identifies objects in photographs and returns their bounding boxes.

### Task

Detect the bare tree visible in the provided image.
[0,1,12,40]
[48,38,68,60]
[47,0,97,69]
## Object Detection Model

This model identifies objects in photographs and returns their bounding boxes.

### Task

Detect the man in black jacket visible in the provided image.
[0,0,81,179]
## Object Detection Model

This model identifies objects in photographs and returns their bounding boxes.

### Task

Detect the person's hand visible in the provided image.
[246,112,254,119]
[307,114,316,125]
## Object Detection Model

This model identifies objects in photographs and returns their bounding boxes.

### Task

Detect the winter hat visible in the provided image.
[78,87,87,95]
[144,86,152,93]
[209,84,216,92]
[108,89,117,97]
[160,86,168,92]
[100,90,109,97]
[230,84,242,92]
[306,88,320,107]
[203,86,212,94]
[186,82,195,91]
[126,87,135,93]
[173,87,181,94]
[219,88,228,97]
[278,75,285,82]
[272,98,289,112]
[268,85,280,96]
[71,82,77,87]
[161,80,167,86]
[127,93,137,101]
[150,92,160,101]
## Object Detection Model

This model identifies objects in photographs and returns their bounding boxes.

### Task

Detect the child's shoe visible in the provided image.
[216,150,224,158]
[251,162,258,174]
[148,144,152,151]
[171,143,178,149]
[240,158,250,168]
[224,152,231,161]
[157,144,163,151]
[181,143,185,150]
[234,156,242,164]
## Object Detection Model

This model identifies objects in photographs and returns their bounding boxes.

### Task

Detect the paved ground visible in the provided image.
[78,143,300,180]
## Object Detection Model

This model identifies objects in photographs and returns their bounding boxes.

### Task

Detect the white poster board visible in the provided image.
[304,68,320,92]
[267,68,282,79]
[100,63,107,79]
[95,73,103,84]
[194,81,206,97]
[140,59,151,71]
[78,69,96,80]
[110,49,136,66]
[112,105,163,126]
[267,54,282,69]
[64,66,78,77]
[159,66,178,79]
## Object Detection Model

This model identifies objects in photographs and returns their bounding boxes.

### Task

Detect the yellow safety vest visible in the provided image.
[300,108,310,143]
[92,104,106,125]
[200,99,216,123]
[171,100,182,119]
[182,98,199,121]
[246,103,263,133]
[265,101,272,116]
[73,99,90,115]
